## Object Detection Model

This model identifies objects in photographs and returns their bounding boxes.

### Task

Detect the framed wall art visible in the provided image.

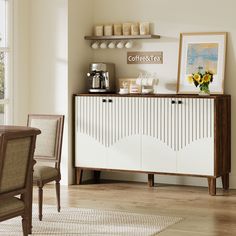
[177,32,227,94]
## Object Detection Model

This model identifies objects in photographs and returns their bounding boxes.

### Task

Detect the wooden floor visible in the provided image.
[33,180,236,236]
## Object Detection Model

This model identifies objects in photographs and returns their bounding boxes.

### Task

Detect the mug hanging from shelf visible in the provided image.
[100,41,107,49]
[125,41,133,48]
[116,41,124,49]
[91,41,99,49]
[108,41,116,49]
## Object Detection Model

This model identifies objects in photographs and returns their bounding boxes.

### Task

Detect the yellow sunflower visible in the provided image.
[186,75,193,84]
[198,79,204,84]
[202,74,211,83]
[193,73,201,82]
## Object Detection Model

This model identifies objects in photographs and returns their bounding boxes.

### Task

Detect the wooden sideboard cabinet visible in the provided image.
[74,94,231,195]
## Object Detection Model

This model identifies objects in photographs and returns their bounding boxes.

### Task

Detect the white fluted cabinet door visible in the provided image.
[176,98,214,175]
[141,98,177,173]
[106,97,142,170]
[75,96,107,168]
[75,96,216,176]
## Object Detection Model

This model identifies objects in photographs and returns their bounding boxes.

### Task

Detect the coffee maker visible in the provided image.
[87,63,115,93]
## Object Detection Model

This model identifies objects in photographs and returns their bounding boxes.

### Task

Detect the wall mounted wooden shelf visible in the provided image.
[84,34,161,40]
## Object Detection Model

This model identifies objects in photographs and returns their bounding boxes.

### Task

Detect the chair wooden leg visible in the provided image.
[56,180,61,212]
[22,217,29,236]
[28,186,33,234]
[21,191,32,234]
[22,218,28,236]
[38,186,43,221]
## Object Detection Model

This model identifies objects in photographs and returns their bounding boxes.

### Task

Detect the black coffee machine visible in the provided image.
[87,63,115,93]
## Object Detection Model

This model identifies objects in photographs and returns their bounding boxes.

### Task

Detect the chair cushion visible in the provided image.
[31,119,58,157]
[0,197,24,218]
[0,137,31,193]
[33,165,59,181]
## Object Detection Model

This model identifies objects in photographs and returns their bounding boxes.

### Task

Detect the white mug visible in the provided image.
[100,41,107,49]
[116,41,124,49]
[108,41,116,49]
[125,41,133,49]
[91,41,99,49]
[147,78,154,86]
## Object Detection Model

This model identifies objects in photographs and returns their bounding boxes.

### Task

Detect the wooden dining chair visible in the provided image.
[27,114,64,221]
[0,126,41,235]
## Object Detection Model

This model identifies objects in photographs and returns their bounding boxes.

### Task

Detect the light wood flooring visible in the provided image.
[33,180,236,236]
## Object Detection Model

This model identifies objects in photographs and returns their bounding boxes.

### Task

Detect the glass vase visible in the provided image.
[199,90,210,96]
[199,84,210,96]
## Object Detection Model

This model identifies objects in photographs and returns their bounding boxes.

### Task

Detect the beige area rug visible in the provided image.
[0,205,182,235]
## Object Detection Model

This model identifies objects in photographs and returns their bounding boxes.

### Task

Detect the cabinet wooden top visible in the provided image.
[74,93,230,99]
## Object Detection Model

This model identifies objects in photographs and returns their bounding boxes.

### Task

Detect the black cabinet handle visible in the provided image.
[171,100,176,104]
[102,99,107,103]
[108,99,113,103]
[178,100,183,104]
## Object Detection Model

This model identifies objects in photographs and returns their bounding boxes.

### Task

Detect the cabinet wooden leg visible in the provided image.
[221,173,229,190]
[208,177,216,196]
[76,168,83,185]
[148,174,154,187]
[94,171,101,184]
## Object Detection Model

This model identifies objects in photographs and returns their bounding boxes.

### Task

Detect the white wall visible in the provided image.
[12,0,93,185]
[91,0,236,188]
[13,0,30,125]
[28,0,68,184]
[15,0,235,188]
[68,0,93,183]
[27,0,94,185]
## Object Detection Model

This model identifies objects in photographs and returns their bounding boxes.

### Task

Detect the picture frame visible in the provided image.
[177,32,227,94]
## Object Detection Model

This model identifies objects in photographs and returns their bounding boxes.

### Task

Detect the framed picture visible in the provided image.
[177,32,227,94]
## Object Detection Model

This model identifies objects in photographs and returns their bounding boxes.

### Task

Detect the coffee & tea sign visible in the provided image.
[127,51,163,64]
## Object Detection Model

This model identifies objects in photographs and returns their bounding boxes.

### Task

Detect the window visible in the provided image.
[0,0,12,124]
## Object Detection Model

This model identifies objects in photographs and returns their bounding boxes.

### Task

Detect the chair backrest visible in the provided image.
[27,114,64,170]
[0,126,40,195]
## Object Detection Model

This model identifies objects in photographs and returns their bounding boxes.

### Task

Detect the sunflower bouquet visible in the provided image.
[187,68,213,95]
